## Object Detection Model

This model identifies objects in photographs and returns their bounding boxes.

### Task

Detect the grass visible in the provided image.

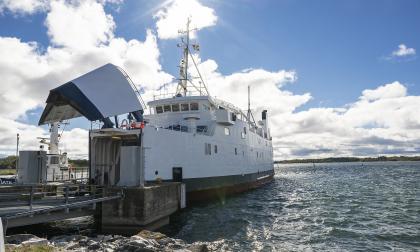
[0,169,16,175]
[5,245,57,252]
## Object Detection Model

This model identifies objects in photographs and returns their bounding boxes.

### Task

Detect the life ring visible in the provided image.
[120,119,129,129]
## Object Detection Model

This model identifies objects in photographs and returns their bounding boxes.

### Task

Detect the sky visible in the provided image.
[0,0,419,160]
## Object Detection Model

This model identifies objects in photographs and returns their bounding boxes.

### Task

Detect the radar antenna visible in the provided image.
[175,17,209,97]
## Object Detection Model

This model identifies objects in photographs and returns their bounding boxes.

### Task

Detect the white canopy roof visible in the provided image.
[39,63,143,125]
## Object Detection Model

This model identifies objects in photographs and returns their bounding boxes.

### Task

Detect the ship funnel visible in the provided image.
[262,110,267,121]
[39,63,144,125]
[261,110,269,139]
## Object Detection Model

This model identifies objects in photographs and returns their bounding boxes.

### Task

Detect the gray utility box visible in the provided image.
[118,146,144,187]
[18,151,47,184]
[215,109,235,125]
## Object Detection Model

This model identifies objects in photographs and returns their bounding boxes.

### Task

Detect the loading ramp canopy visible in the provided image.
[39,63,143,125]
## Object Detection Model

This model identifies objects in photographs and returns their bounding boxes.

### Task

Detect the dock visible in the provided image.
[0,182,184,235]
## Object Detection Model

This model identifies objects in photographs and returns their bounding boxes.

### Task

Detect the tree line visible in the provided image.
[0,155,89,169]
[275,156,420,164]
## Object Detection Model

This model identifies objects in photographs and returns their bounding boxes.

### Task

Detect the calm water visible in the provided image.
[165,162,420,251]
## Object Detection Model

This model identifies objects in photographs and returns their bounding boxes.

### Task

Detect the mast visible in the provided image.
[175,17,209,97]
[247,85,251,123]
[49,122,59,154]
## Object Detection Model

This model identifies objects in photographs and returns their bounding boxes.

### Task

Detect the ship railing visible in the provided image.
[50,167,89,183]
[153,90,206,100]
[210,97,246,117]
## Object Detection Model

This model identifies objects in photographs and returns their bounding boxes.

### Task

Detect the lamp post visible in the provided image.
[16,133,19,170]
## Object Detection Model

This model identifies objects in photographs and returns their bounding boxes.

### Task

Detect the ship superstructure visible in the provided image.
[140,19,274,198]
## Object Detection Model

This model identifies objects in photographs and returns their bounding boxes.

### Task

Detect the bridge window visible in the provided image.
[214,145,218,154]
[197,125,208,133]
[156,106,163,114]
[172,104,180,112]
[163,105,171,112]
[190,102,199,111]
[224,127,230,136]
[181,103,189,111]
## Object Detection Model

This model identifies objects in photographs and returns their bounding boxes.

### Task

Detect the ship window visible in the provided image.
[50,156,59,164]
[190,102,199,111]
[181,103,189,111]
[241,132,246,139]
[197,125,208,133]
[244,127,247,134]
[224,127,230,136]
[205,143,212,155]
[235,148,237,155]
[156,106,163,114]
[214,145,218,154]
[172,104,180,112]
[163,105,171,112]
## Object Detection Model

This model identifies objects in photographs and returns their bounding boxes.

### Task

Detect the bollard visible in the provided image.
[29,186,34,211]
[180,184,186,209]
[64,186,69,213]
[0,217,5,252]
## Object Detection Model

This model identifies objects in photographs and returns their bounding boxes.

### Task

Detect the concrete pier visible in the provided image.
[98,182,183,235]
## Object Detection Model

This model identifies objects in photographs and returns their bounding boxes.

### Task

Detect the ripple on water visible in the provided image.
[162,162,420,251]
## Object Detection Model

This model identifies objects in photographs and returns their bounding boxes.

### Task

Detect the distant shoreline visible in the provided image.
[275,156,420,164]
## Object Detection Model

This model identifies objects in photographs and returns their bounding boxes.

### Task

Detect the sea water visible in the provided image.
[166,162,420,251]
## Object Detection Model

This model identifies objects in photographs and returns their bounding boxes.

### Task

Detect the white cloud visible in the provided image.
[0,116,88,159]
[273,81,420,159]
[154,0,217,39]
[1,0,420,161]
[360,81,407,101]
[190,57,420,159]
[45,0,115,49]
[192,59,310,116]
[0,0,48,14]
[392,44,416,57]
[0,0,123,15]
[0,0,172,157]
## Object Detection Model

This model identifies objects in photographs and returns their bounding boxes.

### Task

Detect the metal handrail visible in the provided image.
[0,184,119,221]
[4,194,122,219]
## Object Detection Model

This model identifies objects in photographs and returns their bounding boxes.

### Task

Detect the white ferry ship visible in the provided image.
[38,19,274,200]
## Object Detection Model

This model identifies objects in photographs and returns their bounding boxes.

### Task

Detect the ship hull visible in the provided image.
[186,170,274,202]
[147,169,274,202]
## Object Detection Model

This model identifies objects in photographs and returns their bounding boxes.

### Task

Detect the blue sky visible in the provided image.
[0,0,419,158]
[3,0,419,110]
